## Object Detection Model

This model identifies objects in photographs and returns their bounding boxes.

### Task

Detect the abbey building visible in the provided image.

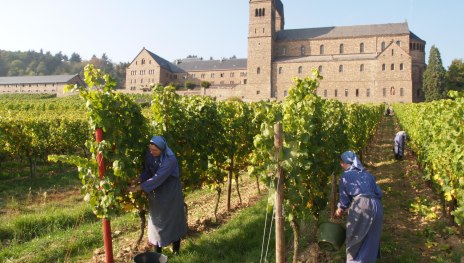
[125,0,426,103]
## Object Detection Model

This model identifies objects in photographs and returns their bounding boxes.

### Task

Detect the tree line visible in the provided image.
[423,45,463,101]
[0,49,128,89]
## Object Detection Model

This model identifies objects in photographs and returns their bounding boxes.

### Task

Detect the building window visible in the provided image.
[345,89,349,97]
[356,89,359,97]
[298,66,303,74]
[339,44,344,54]
[400,88,404,96]
[255,9,258,16]
[256,90,260,95]
[360,43,365,53]
[230,72,234,77]
[392,49,394,56]
[334,89,338,97]
[324,89,327,97]
[279,67,283,74]
[211,73,215,78]
[400,63,404,70]
[284,90,288,97]
[383,88,387,97]
[390,87,395,95]
[381,41,386,51]
[382,64,386,71]
[220,73,224,78]
[396,40,401,46]
[201,74,205,79]
[366,88,371,97]
[301,46,305,56]
[391,64,395,70]
[282,47,286,56]
[360,64,364,72]
[257,67,260,74]
[142,59,145,65]
[339,65,344,73]
[320,45,325,55]
[318,65,323,74]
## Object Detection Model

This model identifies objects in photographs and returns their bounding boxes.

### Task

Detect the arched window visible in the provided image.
[301,46,305,56]
[258,9,262,16]
[339,65,344,73]
[298,66,303,74]
[257,67,261,74]
[360,43,365,53]
[381,41,386,51]
[141,59,145,65]
[320,45,325,55]
[255,9,258,16]
[262,8,265,16]
[390,87,395,95]
[339,44,344,54]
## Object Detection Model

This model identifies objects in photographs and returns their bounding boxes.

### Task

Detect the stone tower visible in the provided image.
[247,0,284,100]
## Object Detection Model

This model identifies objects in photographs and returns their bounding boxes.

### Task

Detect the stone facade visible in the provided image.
[0,74,84,97]
[125,0,426,103]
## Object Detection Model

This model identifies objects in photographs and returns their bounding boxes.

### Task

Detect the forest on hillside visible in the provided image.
[0,49,128,88]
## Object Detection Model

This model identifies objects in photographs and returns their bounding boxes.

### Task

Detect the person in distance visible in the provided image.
[394,131,408,160]
[128,136,187,255]
[335,150,383,263]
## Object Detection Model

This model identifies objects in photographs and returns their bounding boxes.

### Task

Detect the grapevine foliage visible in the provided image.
[394,91,464,225]
[49,64,150,219]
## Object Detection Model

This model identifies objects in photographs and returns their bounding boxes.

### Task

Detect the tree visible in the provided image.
[70,52,82,63]
[423,45,447,101]
[184,80,195,90]
[201,81,211,89]
[446,59,464,92]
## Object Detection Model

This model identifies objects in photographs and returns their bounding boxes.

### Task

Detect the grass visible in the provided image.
[168,197,299,263]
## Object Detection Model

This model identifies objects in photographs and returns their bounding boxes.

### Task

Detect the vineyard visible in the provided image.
[0,65,463,262]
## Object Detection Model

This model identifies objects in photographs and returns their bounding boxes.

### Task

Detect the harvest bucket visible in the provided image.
[317,221,346,252]
[133,252,168,263]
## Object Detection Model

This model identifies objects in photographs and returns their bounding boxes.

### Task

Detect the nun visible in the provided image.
[394,131,407,160]
[335,151,383,263]
[129,136,187,254]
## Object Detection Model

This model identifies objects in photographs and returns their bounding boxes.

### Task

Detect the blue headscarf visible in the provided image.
[340,150,364,171]
[150,136,175,163]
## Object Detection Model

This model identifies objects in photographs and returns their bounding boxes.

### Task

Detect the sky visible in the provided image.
[1,0,462,68]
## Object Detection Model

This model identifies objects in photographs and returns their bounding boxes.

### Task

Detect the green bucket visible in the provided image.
[317,221,346,252]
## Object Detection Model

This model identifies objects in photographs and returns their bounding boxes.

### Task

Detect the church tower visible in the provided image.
[247,0,284,99]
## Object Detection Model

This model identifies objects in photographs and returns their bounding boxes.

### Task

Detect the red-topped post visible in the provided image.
[96,128,114,263]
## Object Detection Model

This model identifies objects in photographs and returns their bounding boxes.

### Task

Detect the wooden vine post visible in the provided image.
[96,128,114,263]
[274,122,285,262]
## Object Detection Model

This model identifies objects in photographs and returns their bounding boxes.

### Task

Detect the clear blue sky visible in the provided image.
[1,0,462,68]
